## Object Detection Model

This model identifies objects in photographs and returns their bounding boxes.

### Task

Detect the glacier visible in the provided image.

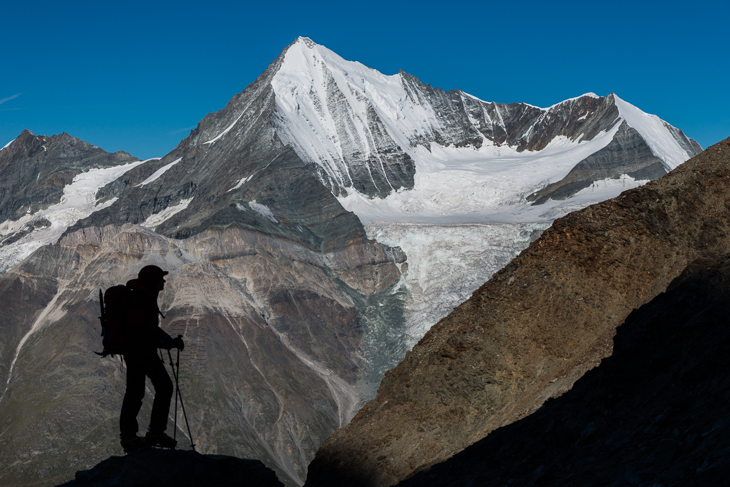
[364,222,550,346]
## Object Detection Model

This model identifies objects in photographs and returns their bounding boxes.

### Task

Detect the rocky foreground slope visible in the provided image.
[399,255,730,486]
[305,138,730,486]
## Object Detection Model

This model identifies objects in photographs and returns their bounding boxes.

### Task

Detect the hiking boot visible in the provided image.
[120,436,148,453]
[145,431,177,449]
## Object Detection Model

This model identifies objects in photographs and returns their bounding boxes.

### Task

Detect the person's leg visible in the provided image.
[146,352,173,434]
[119,355,145,440]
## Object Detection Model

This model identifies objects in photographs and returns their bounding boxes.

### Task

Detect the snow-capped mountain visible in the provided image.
[271,38,700,223]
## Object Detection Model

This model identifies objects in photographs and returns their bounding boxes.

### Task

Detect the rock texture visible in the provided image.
[399,74,620,153]
[0,224,403,487]
[56,449,283,487]
[304,138,730,487]
[399,255,730,486]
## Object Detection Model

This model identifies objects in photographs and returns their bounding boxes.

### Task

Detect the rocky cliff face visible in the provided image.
[527,120,669,204]
[398,255,730,486]
[304,138,730,487]
[0,224,403,487]
[0,131,140,273]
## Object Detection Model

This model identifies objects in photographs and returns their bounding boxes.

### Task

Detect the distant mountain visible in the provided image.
[0,130,141,273]
[0,38,701,278]
[0,130,139,224]
[0,37,703,487]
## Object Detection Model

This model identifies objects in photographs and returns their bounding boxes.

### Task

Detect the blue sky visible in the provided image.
[2,0,728,159]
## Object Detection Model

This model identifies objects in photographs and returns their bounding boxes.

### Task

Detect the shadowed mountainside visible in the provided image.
[305,138,730,486]
[398,255,730,486]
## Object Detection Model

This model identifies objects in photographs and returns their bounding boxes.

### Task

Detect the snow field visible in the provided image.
[141,197,194,230]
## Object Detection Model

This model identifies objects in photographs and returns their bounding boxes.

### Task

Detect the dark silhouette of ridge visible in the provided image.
[396,256,730,486]
[56,449,284,487]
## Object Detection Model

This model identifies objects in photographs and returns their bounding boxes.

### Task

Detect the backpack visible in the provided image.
[96,285,132,357]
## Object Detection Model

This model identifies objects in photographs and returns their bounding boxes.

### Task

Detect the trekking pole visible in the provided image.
[167,345,195,451]
[165,348,179,442]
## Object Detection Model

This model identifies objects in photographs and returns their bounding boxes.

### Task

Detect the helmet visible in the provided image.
[138,265,169,284]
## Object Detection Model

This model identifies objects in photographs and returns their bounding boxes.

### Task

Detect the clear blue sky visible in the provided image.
[2,0,728,160]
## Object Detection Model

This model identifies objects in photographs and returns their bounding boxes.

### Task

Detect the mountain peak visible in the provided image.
[295,36,316,48]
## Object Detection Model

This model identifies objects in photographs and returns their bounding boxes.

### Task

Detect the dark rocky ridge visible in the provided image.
[399,255,730,486]
[400,76,621,153]
[56,449,283,486]
[304,138,730,487]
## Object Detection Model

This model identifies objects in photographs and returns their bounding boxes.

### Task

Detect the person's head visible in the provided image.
[138,265,168,291]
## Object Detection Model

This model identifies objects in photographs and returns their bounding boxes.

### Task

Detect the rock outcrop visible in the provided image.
[304,138,730,487]
[398,255,730,486]
[56,449,283,487]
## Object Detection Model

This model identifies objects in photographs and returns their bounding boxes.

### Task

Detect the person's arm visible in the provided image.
[156,327,174,349]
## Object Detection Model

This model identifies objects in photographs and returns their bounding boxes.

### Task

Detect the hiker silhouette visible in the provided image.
[119,265,184,453]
